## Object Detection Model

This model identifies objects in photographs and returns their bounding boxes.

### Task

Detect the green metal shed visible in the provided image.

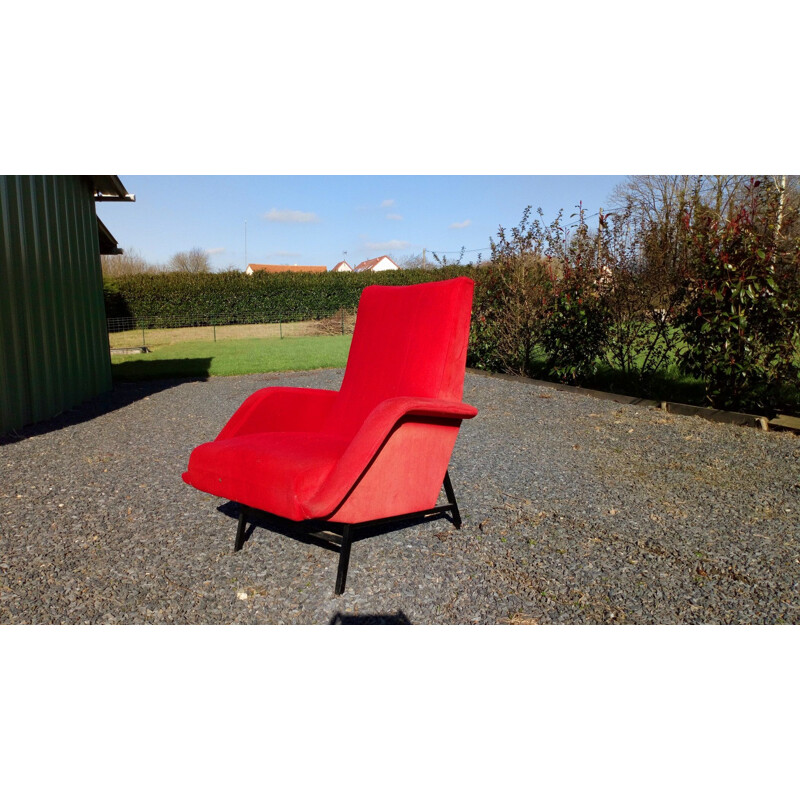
[0,175,134,435]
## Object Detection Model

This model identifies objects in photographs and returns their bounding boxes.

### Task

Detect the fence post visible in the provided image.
[141,323,145,349]
[341,308,345,335]
[213,318,216,342]
[279,319,283,340]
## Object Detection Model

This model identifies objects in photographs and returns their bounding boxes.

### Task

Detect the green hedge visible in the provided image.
[104,266,478,326]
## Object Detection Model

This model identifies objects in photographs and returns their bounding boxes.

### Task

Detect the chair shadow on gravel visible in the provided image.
[330,611,411,624]
[0,361,212,445]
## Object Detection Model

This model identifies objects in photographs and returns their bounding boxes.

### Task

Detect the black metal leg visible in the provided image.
[234,476,463,593]
[442,470,462,529]
[234,507,248,552]
[335,524,352,595]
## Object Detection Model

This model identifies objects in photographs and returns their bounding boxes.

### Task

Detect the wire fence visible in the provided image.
[107,308,358,350]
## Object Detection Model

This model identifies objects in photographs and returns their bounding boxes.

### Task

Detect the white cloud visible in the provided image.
[205,247,225,254]
[263,208,319,223]
[364,239,410,250]
[449,219,472,229]
[386,213,403,220]
[380,199,395,208]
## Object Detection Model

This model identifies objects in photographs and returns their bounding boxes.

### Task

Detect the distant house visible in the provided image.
[246,263,327,275]
[331,260,353,272]
[354,255,399,272]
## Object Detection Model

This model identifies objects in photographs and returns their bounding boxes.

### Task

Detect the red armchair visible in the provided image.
[182,276,478,594]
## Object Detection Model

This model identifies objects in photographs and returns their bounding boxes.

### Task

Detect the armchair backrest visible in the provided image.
[326,277,474,437]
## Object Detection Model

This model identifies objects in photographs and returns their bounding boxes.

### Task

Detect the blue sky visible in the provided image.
[98,175,626,272]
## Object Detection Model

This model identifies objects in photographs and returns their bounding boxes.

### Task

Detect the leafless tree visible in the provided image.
[398,253,432,269]
[101,248,161,277]
[168,247,211,273]
[610,175,799,228]
[609,175,698,226]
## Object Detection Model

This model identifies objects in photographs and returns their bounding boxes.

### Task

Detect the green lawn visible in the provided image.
[111,335,352,381]
[110,331,799,415]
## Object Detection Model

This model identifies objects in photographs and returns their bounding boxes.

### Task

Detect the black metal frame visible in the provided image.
[233,470,462,595]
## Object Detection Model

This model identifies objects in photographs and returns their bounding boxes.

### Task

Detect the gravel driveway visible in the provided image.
[1,369,798,624]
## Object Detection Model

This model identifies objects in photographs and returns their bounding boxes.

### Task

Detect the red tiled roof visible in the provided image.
[248,264,327,273]
[354,255,399,272]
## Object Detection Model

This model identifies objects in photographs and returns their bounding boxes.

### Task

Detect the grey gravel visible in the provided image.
[1,369,798,624]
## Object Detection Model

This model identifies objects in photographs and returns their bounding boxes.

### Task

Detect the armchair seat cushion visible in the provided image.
[184,431,349,521]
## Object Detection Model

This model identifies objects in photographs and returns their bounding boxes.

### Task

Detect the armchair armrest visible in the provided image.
[302,396,477,518]
[215,387,339,440]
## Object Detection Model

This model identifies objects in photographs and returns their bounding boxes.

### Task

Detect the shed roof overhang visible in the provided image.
[87,175,134,256]
[97,216,123,255]
[89,175,135,202]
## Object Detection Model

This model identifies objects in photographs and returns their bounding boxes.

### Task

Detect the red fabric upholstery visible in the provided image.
[184,431,349,520]
[215,387,338,439]
[182,277,477,523]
